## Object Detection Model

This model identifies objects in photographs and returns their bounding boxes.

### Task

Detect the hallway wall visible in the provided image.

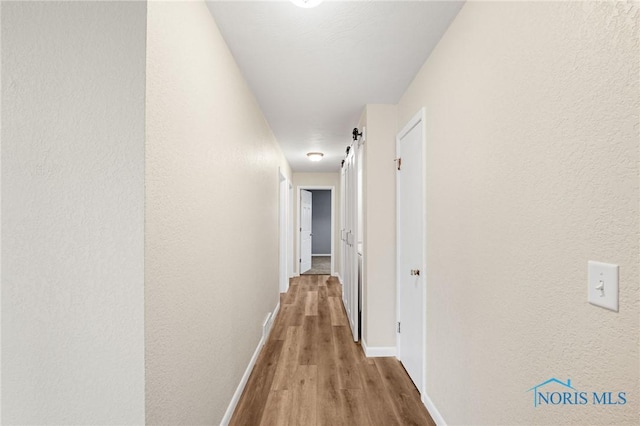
[1,2,146,423]
[397,2,639,424]
[359,105,398,350]
[145,1,291,424]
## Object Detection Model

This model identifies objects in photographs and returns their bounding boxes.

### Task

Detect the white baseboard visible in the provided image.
[361,337,396,357]
[422,392,447,426]
[332,272,342,284]
[220,302,279,426]
[271,303,280,331]
[262,302,279,341]
[312,254,331,257]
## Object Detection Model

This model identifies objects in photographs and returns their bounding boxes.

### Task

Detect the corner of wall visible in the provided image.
[361,104,398,349]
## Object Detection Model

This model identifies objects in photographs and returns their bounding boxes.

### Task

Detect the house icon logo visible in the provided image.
[526,378,577,407]
[527,378,628,407]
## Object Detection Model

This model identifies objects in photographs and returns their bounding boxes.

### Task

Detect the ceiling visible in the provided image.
[206,1,464,172]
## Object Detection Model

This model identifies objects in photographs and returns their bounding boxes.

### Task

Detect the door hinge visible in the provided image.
[395,157,402,171]
[397,322,401,333]
[299,258,302,263]
[300,227,302,232]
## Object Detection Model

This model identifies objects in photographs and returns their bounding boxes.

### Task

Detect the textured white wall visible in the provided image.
[398,2,639,424]
[292,173,341,276]
[2,2,146,424]
[1,2,4,420]
[145,1,291,423]
[360,105,398,348]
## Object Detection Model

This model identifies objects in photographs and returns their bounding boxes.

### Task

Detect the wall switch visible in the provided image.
[588,261,619,312]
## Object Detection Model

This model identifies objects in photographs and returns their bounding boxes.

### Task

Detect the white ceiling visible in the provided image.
[206,1,464,172]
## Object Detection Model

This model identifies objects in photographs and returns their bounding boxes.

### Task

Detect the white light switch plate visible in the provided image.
[588,261,619,312]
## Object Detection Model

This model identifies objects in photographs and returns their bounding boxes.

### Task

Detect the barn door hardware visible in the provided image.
[352,127,362,141]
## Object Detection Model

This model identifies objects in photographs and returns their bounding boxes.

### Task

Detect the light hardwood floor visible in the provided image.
[230,275,436,426]
[301,256,331,275]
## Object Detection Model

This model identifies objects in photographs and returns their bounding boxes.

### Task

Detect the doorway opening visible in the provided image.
[305,189,331,274]
[297,186,335,276]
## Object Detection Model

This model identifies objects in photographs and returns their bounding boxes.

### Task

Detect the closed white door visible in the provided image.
[340,145,359,342]
[397,112,425,393]
[344,155,352,323]
[300,189,312,273]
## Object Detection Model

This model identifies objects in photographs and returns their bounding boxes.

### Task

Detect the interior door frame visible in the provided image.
[278,169,291,293]
[396,108,427,396]
[288,182,294,279]
[296,185,335,275]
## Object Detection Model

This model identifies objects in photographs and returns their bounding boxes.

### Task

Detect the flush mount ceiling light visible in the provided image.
[307,152,324,162]
[290,0,323,8]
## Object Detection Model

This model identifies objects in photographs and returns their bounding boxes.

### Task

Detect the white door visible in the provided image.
[343,155,351,323]
[300,189,312,274]
[397,111,425,393]
[340,144,359,342]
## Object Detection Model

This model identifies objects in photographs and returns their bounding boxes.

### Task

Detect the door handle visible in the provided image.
[410,269,421,276]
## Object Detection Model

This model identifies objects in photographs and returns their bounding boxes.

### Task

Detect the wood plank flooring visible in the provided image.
[230,275,435,426]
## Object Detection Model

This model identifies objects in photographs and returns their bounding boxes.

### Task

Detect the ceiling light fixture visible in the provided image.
[290,0,323,8]
[307,152,324,162]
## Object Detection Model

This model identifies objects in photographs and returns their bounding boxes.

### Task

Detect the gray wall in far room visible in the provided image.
[311,190,331,255]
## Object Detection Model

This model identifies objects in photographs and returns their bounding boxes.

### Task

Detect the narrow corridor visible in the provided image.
[230,275,435,425]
